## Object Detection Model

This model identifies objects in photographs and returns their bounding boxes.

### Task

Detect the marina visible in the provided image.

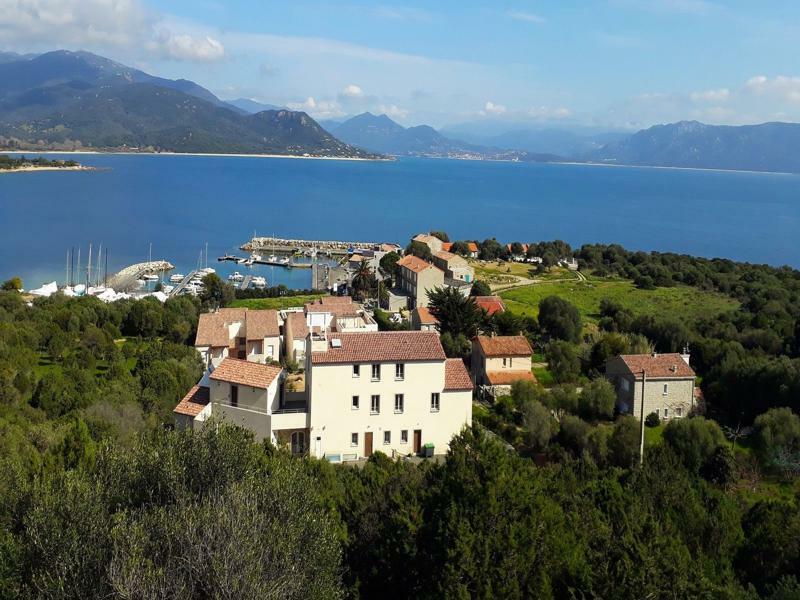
[217,254,313,268]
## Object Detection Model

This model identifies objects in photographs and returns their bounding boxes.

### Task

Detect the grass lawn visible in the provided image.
[500,277,738,324]
[644,423,665,446]
[532,366,555,387]
[230,295,324,310]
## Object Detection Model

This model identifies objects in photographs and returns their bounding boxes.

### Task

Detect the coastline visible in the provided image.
[557,160,796,177]
[0,165,97,174]
[1,149,391,162]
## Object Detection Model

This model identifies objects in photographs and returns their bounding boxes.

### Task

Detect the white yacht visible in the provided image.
[251,275,267,288]
[228,271,244,282]
[169,273,185,283]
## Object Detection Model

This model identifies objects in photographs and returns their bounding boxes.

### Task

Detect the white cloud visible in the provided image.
[482,101,507,115]
[341,84,364,98]
[287,96,345,119]
[507,10,546,24]
[0,0,225,62]
[378,104,408,119]
[149,31,224,62]
[745,75,800,103]
[690,88,730,102]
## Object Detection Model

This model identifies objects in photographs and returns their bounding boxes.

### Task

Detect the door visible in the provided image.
[364,432,373,458]
[413,430,422,453]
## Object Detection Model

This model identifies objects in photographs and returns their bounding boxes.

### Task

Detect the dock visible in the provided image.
[169,270,199,297]
[241,236,391,256]
[217,255,312,268]
[239,274,252,290]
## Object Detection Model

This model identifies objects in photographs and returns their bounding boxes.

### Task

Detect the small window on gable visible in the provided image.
[384,431,391,444]
[663,383,669,395]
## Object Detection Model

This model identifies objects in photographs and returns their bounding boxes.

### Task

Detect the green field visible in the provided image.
[500,277,738,324]
[230,295,324,310]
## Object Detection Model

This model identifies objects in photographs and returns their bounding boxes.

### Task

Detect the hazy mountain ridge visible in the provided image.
[0,50,376,157]
[589,120,800,173]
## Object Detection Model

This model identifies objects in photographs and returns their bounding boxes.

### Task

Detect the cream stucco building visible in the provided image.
[471,335,535,397]
[432,250,474,283]
[194,308,281,367]
[605,352,696,420]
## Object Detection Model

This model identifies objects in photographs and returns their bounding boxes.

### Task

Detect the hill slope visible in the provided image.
[0,50,375,157]
[590,120,800,173]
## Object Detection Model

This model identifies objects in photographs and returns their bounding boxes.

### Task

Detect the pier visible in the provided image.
[217,255,312,268]
[108,260,174,292]
[169,270,199,297]
[241,236,387,256]
[239,274,253,290]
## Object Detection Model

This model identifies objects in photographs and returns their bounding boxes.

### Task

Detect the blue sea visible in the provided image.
[1,153,799,289]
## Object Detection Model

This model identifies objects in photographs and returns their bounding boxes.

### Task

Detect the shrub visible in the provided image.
[645,412,661,428]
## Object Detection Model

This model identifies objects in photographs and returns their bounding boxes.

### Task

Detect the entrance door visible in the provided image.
[413,430,422,453]
[364,432,373,458]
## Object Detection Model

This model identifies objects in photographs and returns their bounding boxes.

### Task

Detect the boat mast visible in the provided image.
[65,249,70,288]
[96,244,102,287]
[86,242,92,288]
[104,251,108,287]
[205,241,209,269]
[76,247,81,287]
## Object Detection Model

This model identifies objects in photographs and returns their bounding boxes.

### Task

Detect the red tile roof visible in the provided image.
[398,254,439,274]
[245,309,280,340]
[173,384,210,417]
[311,331,446,364]
[209,358,282,389]
[474,296,505,316]
[474,335,532,357]
[441,242,453,252]
[444,359,473,391]
[195,312,232,347]
[618,353,696,379]
[485,370,536,386]
[414,306,439,325]
[467,242,479,253]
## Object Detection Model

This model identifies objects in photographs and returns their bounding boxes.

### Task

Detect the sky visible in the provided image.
[2,0,800,130]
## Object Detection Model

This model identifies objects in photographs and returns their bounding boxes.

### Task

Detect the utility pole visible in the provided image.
[639,369,647,466]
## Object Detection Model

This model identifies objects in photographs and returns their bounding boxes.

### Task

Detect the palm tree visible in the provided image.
[351,263,375,301]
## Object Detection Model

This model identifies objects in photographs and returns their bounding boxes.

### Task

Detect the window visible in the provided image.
[351,433,358,446]
[395,363,405,380]
[267,344,274,357]
[352,395,359,410]
[371,364,381,381]
[394,394,404,413]
[352,364,360,378]
[371,395,380,414]
[663,408,669,418]
[676,407,682,417]
[384,431,391,444]
[231,384,239,407]
[431,392,440,412]
[401,430,408,444]
[502,357,507,367]
[662,383,669,395]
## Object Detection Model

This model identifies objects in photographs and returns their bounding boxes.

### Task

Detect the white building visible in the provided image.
[178,327,473,461]
[194,308,281,367]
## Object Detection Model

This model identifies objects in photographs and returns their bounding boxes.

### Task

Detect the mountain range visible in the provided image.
[0,51,374,157]
[588,120,800,173]
[327,112,562,162]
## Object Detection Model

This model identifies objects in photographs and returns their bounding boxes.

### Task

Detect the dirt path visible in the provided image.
[490,269,586,293]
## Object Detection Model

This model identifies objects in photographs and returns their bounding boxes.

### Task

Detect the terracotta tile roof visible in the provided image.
[245,309,280,340]
[474,296,505,316]
[467,242,479,253]
[441,242,453,251]
[474,335,532,357]
[434,250,456,261]
[414,307,439,325]
[209,358,282,389]
[413,234,440,246]
[618,353,696,379]
[173,384,210,417]
[444,359,473,391]
[311,331,446,364]
[287,312,309,340]
[398,255,439,274]
[195,312,231,347]
[486,370,536,386]
[349,254,365,262]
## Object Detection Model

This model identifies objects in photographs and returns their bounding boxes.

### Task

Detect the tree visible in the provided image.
[351,262,376,301]
[200,273,234,309]
[578,378,616,421]
[522,400,556,451]
[662,417,726,471]
[645,411,661,428]
[405,241,432,261]
[450,241,470,256]
[546,340,581,383]
[510,242,524,256]
[429,230,450,243]
[469,280,491,297]
[1,277,22,291]
[736,500,800,591]
[478,238,503,261]
[608,415,640,467]
[538,296,582,343]
[699,445,736,486]
[511,379,541,409]
[752,407,800,472]
[557,414,590,456]
[379,251,401,282]
[439,332,471,360]
[545,384,579,417]
[427,286,484,339]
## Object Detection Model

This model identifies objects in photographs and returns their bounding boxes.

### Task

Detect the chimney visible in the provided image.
[680,344,691,366]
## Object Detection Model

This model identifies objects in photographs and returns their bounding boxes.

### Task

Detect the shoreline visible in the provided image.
[0,165,97,174]
[1,149,390,162]
[556,160,795,177]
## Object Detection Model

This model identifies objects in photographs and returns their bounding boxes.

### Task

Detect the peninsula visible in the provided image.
[0,154,93,173]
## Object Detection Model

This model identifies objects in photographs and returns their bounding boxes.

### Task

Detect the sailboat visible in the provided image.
[143,243,159,281]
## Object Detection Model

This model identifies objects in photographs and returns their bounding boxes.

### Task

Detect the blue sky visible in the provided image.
[3,0,800,129]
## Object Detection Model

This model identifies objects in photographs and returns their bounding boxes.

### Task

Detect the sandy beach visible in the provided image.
[1,150,391,162]
[0,165,97,174]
